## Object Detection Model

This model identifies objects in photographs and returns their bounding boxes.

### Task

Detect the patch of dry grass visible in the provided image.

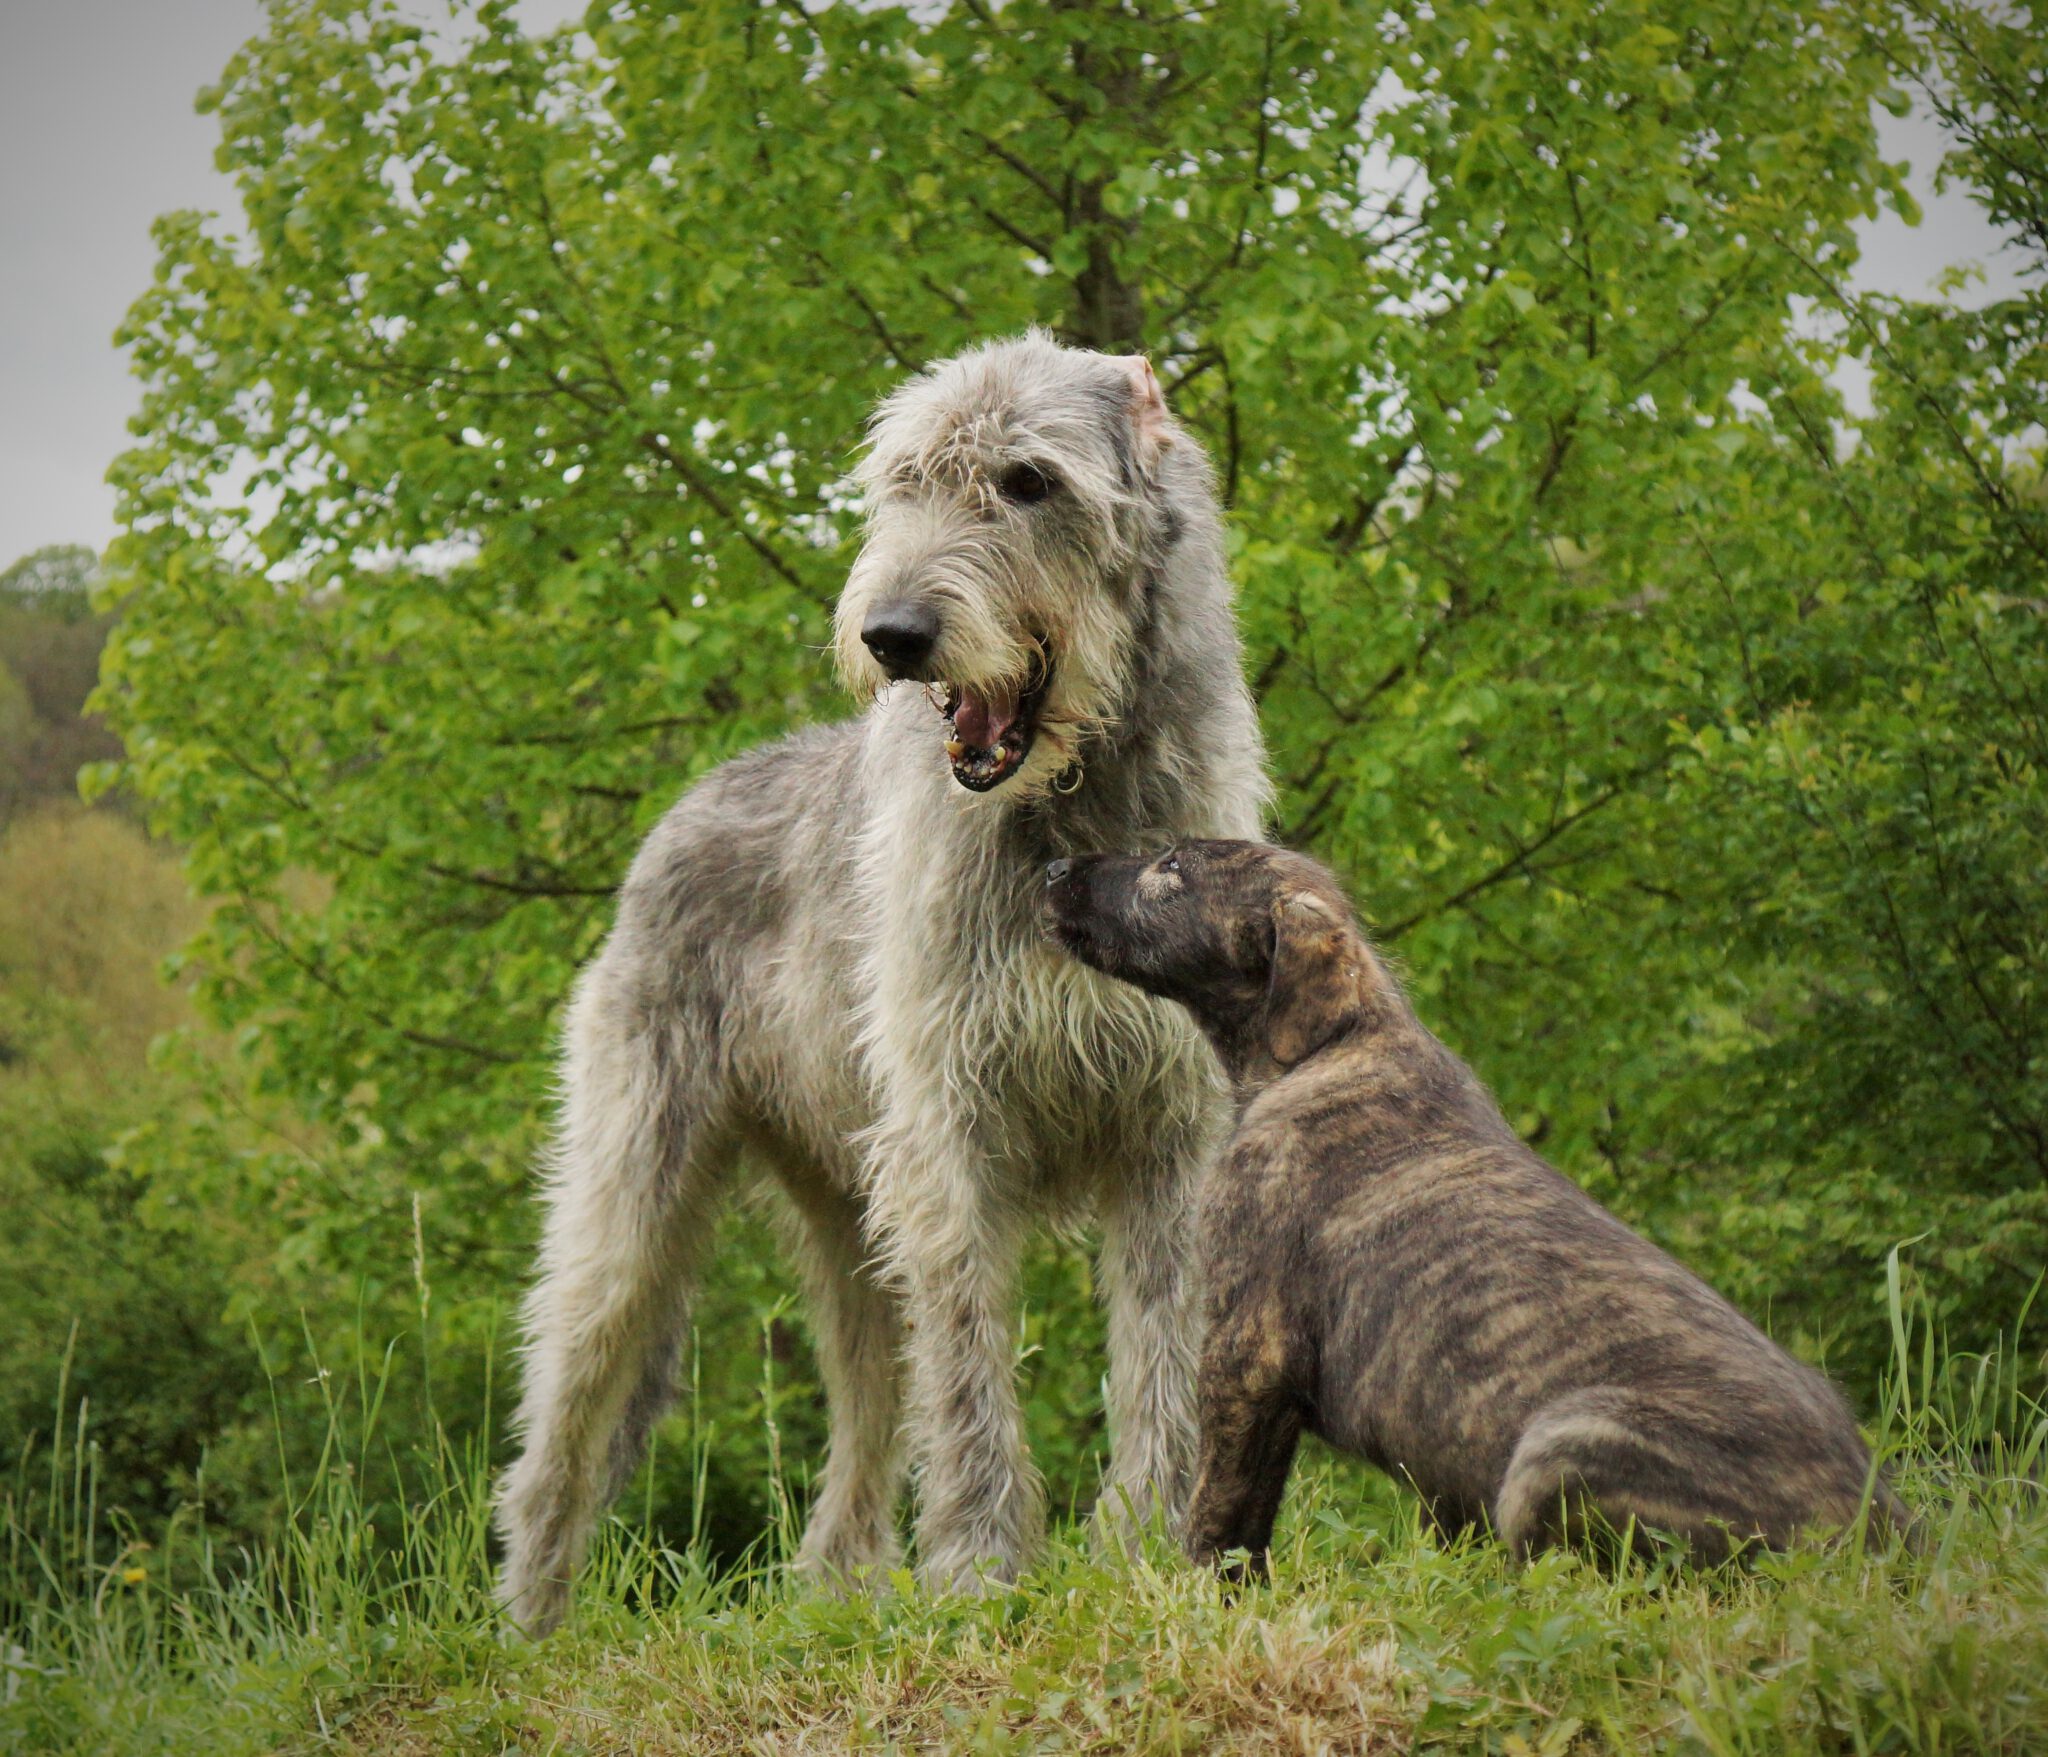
[6,1296,2045,1756]
[284,1459,2044,1757]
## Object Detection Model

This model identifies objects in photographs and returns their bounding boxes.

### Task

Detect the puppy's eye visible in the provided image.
[997,462,1058,505]
[1158,854,1181,876]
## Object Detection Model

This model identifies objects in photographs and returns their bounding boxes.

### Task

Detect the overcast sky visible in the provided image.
[0,1,2030,568]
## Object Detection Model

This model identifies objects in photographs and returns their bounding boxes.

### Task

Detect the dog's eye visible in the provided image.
[997,462,1058,505]
[1158,854,1181,876]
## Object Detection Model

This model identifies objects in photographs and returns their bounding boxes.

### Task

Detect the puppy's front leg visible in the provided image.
[1183,1316,1304,1581]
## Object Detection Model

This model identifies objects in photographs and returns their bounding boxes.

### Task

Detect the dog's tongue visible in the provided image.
[953,685,1019,751]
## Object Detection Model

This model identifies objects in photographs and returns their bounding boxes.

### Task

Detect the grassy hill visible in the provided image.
[3,549,2042,1755]
[4,1301,2044,1755]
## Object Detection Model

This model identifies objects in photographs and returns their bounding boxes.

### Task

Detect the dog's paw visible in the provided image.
[792,1536,902,1601]
[496,1565,572,1639]
[1090,1480,1185,1559]
[915,1550,1024,1599]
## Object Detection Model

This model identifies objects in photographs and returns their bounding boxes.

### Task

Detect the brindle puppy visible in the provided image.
[1044,839,1910,1575]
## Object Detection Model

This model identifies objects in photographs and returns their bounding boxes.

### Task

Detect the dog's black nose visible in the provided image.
[861,601,941,680]
[1045,857,1073,886]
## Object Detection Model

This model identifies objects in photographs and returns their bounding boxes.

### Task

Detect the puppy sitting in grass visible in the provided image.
[1044,840,1910,1577]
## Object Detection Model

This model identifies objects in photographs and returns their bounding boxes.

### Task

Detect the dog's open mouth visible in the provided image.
[938,641,1054,792]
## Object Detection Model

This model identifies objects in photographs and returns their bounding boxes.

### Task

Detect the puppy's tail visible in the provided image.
[1495,1387,1906,1563]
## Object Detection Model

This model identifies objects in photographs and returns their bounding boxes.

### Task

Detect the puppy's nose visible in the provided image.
[861,601,941,680]
[1045,857,1073,887]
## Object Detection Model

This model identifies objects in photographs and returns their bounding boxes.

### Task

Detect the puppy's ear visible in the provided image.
[1264,892,1372,1067]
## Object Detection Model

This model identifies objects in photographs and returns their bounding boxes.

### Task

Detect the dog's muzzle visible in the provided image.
[861,600,941,680]
[1042,857,1121,980]
[936,637,1056,792]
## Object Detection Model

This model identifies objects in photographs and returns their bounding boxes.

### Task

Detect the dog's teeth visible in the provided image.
[945,738,965,759]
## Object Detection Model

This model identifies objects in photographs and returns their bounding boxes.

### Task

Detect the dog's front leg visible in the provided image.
[868,1130,1044,1594]
[1184,1316,1306,1581]
[1095,1145,1203,1545]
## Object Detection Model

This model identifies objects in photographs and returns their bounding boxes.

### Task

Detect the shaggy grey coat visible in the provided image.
[495,334,1269,1633]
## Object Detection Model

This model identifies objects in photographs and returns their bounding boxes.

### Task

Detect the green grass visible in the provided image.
[5,1262,2046,1755]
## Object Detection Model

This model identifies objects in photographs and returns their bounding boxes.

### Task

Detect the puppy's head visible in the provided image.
[1045,839,1383,1073]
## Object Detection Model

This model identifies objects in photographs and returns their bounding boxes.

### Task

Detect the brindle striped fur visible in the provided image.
[1045,839,1910,1575]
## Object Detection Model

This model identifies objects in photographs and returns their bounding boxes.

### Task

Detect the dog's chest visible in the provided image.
[970,941,1212,1179]
[865,863,1200,1110]
[851,763,1215,1124]
[1001,936,1190,1081]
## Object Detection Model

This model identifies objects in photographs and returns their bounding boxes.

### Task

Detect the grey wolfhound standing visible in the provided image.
[496,333,1269,1633]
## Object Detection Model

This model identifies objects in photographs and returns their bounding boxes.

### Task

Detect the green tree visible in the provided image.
[0,544,99,621]
[1634,0,2048,1369]
[90,0,2043,1556]
[0,545,121,819]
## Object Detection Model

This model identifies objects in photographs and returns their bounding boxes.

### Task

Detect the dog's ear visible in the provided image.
[1264,892,1372,1067]
[1117,355,1173,456]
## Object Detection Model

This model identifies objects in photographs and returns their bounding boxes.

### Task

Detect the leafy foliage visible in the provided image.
[0,809,257,1538]
[1634,0,2048,1362]
[0,546,121,818]
[44,0,2048,1568]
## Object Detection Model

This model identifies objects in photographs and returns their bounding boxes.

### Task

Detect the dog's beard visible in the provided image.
[942,599,1137,798]
[838,541,1143,800]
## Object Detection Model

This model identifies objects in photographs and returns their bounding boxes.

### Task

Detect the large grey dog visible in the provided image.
[496,333,1269,1632]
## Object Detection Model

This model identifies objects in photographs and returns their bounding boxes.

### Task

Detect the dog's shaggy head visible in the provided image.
[1045,840,1394,1077]
[836,331,1183,799]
